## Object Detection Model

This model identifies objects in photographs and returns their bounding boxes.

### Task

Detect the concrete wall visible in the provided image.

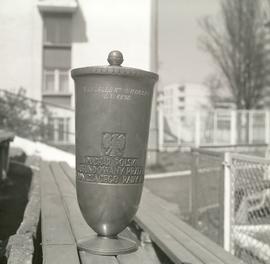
[0,0,43,100]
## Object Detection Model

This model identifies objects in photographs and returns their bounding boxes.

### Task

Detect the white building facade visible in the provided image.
[159,83,211,145]
[0,0,158,156]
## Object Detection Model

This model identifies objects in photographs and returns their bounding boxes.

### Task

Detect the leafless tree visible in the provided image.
[199,0,268,109]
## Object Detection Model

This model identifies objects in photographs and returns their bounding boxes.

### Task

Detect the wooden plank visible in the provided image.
[40,162,80,264]
[79,251,119,264]
[60,162,240,263]
[136,208,204,264]
[43,245,80,264]
[50,162,118,264]
[60,161,76,184]
[139,189,242,264]
[57,162,161,264]
[140,201,225,264]
[117,246,161,264]
[50,162,95,240]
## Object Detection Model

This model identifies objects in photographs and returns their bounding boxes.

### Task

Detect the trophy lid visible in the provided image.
[71,50,159,81]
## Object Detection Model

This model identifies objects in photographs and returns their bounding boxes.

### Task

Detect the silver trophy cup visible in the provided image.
[71,51,158,255]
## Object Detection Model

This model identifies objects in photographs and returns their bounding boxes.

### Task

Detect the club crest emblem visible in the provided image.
[102,132,126,157]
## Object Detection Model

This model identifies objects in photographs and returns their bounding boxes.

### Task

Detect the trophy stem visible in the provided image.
[77,235,138,256]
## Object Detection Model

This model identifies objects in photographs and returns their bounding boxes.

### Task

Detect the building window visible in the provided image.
[42,13,72,97]
[178,85,185,92]
[179,97,185,102]
[43,14,72,45]
[47,117,70,143]
[43,69,69,93]
[44,70,54,92]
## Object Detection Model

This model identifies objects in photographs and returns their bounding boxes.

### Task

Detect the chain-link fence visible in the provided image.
[224,153,270,264]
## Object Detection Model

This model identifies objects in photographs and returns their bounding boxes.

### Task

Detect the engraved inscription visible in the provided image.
[77,132,144,184]
[83,86,149,101]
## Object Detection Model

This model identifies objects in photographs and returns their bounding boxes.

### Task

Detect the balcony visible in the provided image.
[37,0,78,13]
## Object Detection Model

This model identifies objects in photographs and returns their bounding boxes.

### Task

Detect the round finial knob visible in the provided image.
[107,50,124,66]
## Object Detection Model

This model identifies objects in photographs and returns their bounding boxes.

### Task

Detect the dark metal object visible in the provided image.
[0,130,14,182]
[71,51,158,255]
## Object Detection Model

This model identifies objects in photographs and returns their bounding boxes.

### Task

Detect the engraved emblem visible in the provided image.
[102,132,126,157]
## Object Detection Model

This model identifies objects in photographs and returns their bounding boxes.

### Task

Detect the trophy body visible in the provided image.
[71,51,158,255]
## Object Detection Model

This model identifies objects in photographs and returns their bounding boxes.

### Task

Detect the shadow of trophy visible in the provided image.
[71,51,158,255]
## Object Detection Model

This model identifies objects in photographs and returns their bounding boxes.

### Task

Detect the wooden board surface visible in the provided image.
[139,189,243,264]
[57,162,161,264]
[58,162,243,264]
[40,162,80,264]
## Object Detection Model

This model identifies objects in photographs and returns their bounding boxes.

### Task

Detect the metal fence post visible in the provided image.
[249,111,253,144]
[230,111,237,145]
[223,152,233,253]
[191,150,199,228]
[195,112,201,147]
[177,115,181,146]
[266,111,270,145]
[218,153,225,247]
[158,108,164,152]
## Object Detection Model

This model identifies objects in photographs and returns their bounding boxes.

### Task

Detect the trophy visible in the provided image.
[71,51,158,255]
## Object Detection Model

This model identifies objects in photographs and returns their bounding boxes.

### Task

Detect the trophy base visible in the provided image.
[78,235,138,256]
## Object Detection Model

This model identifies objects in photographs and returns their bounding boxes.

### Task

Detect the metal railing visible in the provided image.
[159,109,270,150]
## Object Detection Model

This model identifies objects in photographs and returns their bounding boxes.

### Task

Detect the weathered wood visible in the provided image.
[136,206,204,264]
[138,188,243,264]
[140,202,225,264]
[60,161,76,184]
[50,162,96,240]
[40,162,80,264]
[6,157,41,264]
[79,251,119,264]
[50,162,118,264]
[43,245,80,264]
[17,157,41,237]
[60,162,242,264]
[6,234,33,264]
[117,246,161,264]
[57,162,161,264]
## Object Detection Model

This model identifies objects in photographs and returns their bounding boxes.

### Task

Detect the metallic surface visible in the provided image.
[71,51,158,255]
[78,235,137,256]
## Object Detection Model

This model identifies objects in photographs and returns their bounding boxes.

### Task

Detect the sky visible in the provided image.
[158,0,221,87]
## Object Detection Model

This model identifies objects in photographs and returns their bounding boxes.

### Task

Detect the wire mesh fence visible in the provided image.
[225,153,270,264]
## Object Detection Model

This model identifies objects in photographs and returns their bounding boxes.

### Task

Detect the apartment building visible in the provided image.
[158,83,211,143]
